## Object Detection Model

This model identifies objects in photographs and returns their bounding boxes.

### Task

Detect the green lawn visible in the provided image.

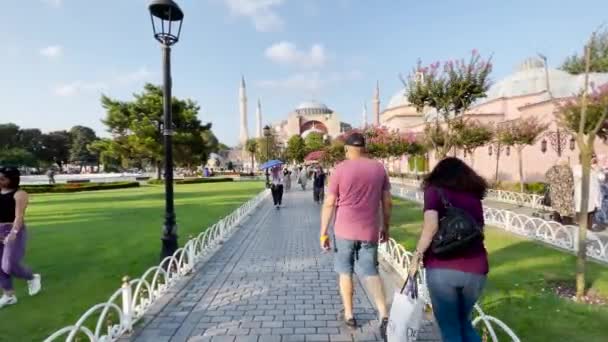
[0,182,264,342]
[390,197,608,342]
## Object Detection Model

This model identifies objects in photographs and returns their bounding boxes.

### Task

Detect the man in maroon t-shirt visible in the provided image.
[320,133,391,337]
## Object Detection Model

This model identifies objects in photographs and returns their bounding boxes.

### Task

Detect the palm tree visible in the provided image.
[245,139,258,176]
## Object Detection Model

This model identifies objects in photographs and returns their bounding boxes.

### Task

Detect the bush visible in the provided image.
[22,181,140,194]
[147,177,234,185]
[491,181,547,194]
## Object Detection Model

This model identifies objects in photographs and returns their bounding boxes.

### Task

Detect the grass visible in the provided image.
[390,197,608,342]
[0,182,264,342]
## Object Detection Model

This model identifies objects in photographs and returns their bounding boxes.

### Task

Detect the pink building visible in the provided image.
[380,57,608,183]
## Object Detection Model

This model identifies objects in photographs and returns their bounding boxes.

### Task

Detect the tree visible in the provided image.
[497,117,548,193]
[305,132,326,153]
[88,138,122,172]
[453,120,494,167]
[17,128,44,162]
[406,50,493,159]
[245,139,258,174]
[0,123,20,149]
[100,83,211,179]
[0,148,36,167]
[40,131,71,170]
[256,135,278,163]
[286,135,306,163]
[227,161,235,171]
[558,32,608,298]
[69,125,98,168]
[561,28,608,74]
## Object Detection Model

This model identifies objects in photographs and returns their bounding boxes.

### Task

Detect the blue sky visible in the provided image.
[2,0,607,146]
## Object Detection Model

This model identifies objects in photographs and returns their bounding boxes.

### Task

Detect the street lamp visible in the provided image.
[148,0,184,260]
[542,129,569,156]
[263,125,272,187]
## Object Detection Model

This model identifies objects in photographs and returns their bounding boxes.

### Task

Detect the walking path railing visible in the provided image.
[44,191,269,342]
[390,186,608,264]
[389,177,552,211]
[379,240,521,342]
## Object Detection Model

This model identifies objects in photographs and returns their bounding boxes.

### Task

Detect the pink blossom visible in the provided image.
[472,49,479,55]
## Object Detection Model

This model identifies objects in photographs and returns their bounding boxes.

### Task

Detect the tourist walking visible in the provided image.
[298,166,308,190]
[46,169,55,185]
[284,168,292,192]
[544,158,575,224]
[270,167,284,209]
[407,157,488,342]
[313,166,326,204]
[573,156,605,231]
[0,167,42,309]
[319,133,391,339]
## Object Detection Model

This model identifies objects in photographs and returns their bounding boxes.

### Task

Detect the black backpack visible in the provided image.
[431,188,484,257]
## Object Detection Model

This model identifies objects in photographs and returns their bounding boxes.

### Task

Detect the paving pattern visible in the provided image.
[130,189,440,342]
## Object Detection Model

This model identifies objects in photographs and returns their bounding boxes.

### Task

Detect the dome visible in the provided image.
[386,88,410,109]
[295,100,333,115]
[479,57,608,104]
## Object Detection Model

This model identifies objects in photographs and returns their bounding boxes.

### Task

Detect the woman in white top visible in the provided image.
[573,156,606,231]
[270,167,284,209]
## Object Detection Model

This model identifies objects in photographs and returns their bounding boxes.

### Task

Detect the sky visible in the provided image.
[1,0,607,146]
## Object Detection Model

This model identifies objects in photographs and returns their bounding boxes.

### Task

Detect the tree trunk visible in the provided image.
[470,149,475,168]
[251,153,255,176]
[494,146,501,184]
[156,160,162,180]
[517,146,524,193]
[576,149,592,299]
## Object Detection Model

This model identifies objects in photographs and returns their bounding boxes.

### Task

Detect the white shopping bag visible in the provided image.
[387,278,424,342]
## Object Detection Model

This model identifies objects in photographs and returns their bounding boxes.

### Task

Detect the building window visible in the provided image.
[570,137,576,151]
[488,145,493,156]
[506,146,510,156]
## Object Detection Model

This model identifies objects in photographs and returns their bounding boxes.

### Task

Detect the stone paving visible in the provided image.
[130,189,440,342]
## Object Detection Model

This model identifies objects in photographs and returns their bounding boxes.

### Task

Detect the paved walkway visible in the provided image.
[130,189,439,342]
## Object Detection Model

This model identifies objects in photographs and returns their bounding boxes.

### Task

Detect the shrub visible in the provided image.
[22,181,140,194]
[147,177,234,185]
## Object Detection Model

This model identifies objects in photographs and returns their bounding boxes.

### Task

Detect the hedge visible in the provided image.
[21,181,140,194]
[147,177,235,185]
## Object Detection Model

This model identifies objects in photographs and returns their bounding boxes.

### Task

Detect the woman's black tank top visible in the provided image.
[0,190,17,222]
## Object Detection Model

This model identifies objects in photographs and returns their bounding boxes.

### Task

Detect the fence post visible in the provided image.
[188,235,195,271]
[121,276,133,332]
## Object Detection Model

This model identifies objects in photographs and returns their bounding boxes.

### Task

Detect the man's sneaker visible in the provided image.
[0,295,17,308]
[379,317,389,341]
[28,274,41,296]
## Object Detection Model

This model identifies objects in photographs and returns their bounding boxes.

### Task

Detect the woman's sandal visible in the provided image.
[338,309,357,328]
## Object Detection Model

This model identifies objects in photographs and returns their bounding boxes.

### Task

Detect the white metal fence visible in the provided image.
[390,186,608,264]
[21,173,147,185]
[379,239,521,342]
[44,190,269,342]
[389,177,552,211]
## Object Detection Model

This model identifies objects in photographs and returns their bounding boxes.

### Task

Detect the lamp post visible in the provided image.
[148,0,184,260]
[541,129,570,156]
[263,125,272,187]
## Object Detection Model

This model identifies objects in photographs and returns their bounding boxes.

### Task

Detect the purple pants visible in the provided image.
[0,223,33,291]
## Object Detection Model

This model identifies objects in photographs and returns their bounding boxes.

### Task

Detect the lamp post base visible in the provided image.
[160,230,179,261]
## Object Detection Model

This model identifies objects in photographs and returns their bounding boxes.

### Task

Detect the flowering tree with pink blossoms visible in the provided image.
[453,119,495,167]
[558,32,608,298]
[406,50,493,159]
[496,117,548,193]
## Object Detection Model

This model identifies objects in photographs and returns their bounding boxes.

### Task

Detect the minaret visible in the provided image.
[373,80,380,126]
[256,98,263,138]
[362,103,368,128]
[239,75,248,146]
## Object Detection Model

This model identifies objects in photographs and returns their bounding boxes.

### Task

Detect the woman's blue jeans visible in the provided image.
[426,268,486,342]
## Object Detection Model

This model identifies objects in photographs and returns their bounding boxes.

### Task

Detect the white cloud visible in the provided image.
[42,0,62,7]
[53,66,155,97]
[40,45,63,58]
[224,0,285,32]
[115,67,154,85]
[256,70,362,93]
[265,41,327,68]
[54,81,108,97]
